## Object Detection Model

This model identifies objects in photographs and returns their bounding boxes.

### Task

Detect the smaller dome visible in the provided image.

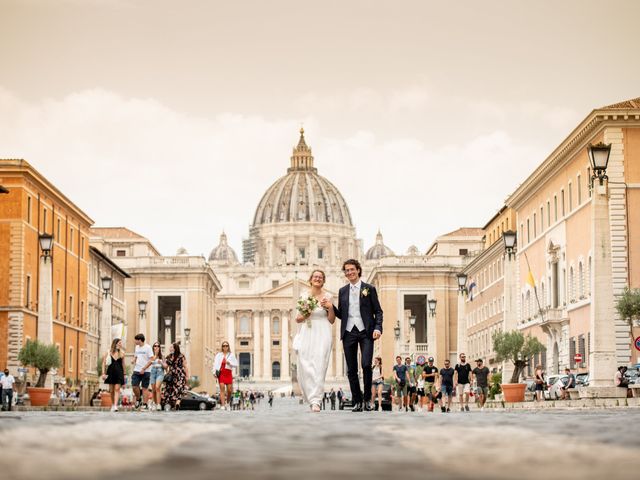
[365,231,395,260]
[406,245,420,256]
[176,247,189,256]
[209,232,239,264]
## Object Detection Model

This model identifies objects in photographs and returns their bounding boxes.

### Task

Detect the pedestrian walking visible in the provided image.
[132,333,153,410]
[472,359,490,410]
[417,370,428,411]
[454,353,472,412]
[337,387,343,408]
[534,364,545,402]
[164,342,188,410]
[142,342,166,411]
[330,388,336,410]
[213,341,237,410]
[1,369,15,411]
[405,357,417,412]
[439,359,455,412]
[422,357,438,412]
[268,391,274,407]
[393,355,410,411]
[102,338,125,412]
[372,356,384,411]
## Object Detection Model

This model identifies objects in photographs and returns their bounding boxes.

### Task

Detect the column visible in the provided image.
[263,311,271,379]
[586,181,617,390]
[37,254,53,345]
[100,294,112,365]
[502,254,517,383]
[227,311,235,351]
[281,310,290,380]
[427,294,437,362]
[253,311,261,379]
[456,293,466,358]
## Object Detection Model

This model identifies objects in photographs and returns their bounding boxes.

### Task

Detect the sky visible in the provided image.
[1,0,639,258]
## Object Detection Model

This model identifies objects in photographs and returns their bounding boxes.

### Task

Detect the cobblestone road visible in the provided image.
[1,400,639,480]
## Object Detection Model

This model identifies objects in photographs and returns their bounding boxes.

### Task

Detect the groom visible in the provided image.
[333,259,383,412]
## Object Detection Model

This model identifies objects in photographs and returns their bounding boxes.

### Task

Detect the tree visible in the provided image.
[18,339,62,388]
[616,288,640,347]
[187,377,201,390]
[493,330,545,384]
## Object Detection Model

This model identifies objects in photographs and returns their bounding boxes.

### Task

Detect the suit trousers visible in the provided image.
[343,327,374,404]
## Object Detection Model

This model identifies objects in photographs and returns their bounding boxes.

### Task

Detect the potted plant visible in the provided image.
[616,287,640,354]
[493,331,544,402]
[18,339,61,407]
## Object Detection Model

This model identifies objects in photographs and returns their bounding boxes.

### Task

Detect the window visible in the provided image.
[27,196,32,223]
[116,250,126,257]
[68,347,74,372]
[80,301,84,323]
[569,267,575,301]
[272,361,281,380]
[561,189,565,217]
[238,280,250,289]
[554,196,558,222]
[459,248,468,255]
[239,315,250,334]
[57,218,61,240]
[568,183,573,212]
[43,208,47,231]
[272,317,280,335]
[540,207,544,232]
[298,247,305,259]
[70,228,74,251]
[272,340,280,346]
[578,262,584,298]
[240,340,249,346]
[587,168,592,197]
[80,237,85,259]
[520,224,524,244]
[533,213,537,238]
[69,295,74,321]
[317,248,324,259]
[272,280,279,289]
[577,175,582,204]
[56,290,61,319]
[26,275,31,308]
[547,201,551,227]
[526,219,530,243]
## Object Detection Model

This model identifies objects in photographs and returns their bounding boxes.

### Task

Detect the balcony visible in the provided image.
[540,307,569,334]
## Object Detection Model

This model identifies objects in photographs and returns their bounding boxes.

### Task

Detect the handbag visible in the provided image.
[163,373,174,384]
[214,370,221,378]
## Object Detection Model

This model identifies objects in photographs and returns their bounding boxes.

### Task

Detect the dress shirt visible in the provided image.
[346,280,365,332]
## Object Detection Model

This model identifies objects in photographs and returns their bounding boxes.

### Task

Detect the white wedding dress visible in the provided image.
[293,293,334,407]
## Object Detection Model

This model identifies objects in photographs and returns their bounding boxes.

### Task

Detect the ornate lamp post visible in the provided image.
[184,327,191,370]
[138,300,147,337]
[586,142,617,392]
[428,298,437,317]
[409,315,416,359]
[37,234,54,352]
[394,320,401,358]
[101,277,112,297]
[99,276,113,367]
[164,316,173,353]
[457,273,468,294]
[502,230,517,261]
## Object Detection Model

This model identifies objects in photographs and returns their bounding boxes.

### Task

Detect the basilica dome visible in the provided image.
[252,129,353,227]
[208,232,239,264]
[365,231,395,260]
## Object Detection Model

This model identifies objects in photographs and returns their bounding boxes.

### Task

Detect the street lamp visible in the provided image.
[588,142,612,187]
[184,327,191,342]
[394,321,401,340]
[409,315,416,328]
[101,276,112,297]
[457,273,468,294]
[39,233,54,258]
[428,298,437,317]
[138,300,147,315]
[502,230,517,261]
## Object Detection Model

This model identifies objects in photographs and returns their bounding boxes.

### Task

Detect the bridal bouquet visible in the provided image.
[297,296,319,328]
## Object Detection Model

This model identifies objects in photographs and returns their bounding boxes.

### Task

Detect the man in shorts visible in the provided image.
[439,359,455,412]
[393,355,410,411]
[132,333,153,410]
[423,357,438,412]
[472,358,490,410]
[405,357,417,412]
[454,353,472,412]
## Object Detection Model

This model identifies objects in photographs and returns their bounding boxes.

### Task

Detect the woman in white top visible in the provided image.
[293,269,335,413]
[214,341,238,410]
[371,356,384,411]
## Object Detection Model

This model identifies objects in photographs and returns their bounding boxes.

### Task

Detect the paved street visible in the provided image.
[1,400,639,480]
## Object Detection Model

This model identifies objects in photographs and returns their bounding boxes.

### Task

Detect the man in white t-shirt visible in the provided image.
[1,369,16,411]
[132,333,153,409]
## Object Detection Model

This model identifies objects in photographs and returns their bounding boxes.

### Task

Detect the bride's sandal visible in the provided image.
[311,404,321,413]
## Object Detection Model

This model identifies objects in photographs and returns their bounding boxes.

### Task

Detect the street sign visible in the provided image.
[634,336,640,352]
[416,355,426,366]
[17,367,28,373]
[574,353,583,363]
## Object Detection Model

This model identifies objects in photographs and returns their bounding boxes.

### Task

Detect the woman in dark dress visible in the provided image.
[534,364,545,402]
[102,338,125,412]
[163,342,188,410]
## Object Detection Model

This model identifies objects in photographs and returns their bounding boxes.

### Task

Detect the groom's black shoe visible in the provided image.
[364,401,373,412]
[352,402,363,412]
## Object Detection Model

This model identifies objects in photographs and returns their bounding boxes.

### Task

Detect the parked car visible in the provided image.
[374,383,393,411]
[575,372,589,387]
[624,368,639,384]
[164,391,216,411]
[545,375,568,400]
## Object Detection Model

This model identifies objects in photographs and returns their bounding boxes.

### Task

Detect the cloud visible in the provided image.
[0,86,548,258]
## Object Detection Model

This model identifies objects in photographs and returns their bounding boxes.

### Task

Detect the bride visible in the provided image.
[293,269,335,412]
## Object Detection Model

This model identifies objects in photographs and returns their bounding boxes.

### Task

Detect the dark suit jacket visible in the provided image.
[333,281,383,340]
